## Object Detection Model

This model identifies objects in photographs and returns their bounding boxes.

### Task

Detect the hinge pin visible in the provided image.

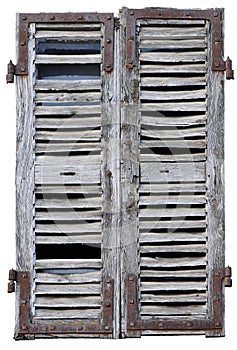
[225,57,234,80]
[6,60,15,84]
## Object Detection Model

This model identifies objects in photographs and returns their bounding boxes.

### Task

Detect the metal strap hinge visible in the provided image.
[225,57,234,80]
[8,269,18,293]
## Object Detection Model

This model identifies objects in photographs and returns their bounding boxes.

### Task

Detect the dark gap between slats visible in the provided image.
[36,244,101,260]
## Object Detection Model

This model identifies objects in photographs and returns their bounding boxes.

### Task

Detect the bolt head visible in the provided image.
[105,325,110,330]
[21,16,27,21]
[158,323,164,328]
[129,299,134,304]
[78,16,83,20]
[130,12,134,16]
[130,322,135,327]
[106,39,112,43]
[50,16,55,20]
[22,326,28,330]
[20,41,26,46]
[107,16,111,20]
[129,276,134,281]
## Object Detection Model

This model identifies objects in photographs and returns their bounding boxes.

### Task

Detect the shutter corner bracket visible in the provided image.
[12,12,115,78]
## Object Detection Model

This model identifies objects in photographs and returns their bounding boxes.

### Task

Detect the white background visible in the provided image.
[0,0,236,348]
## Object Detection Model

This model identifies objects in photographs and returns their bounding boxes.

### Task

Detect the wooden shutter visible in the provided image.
[121,8,232,337]
[14,13,116,339]
[9,8,232,340]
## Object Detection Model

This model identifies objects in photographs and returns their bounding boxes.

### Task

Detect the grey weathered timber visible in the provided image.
[34,309,101,319]
[35,296,101,307]
[141,293,207,303]
[35,30,101,40]
[139,26,206,39]
[120,8,140,338]
[15,22,36,338]
[140,232,206,243]
[139,51,206,63]
[140,305,207,316]
[141,256,206,268]
[141,114,206,126]
[140,63,207,74]
[35,283,101,295]
[35,79,101,91]
[206,20,225,336]
[35,259,102,269]
[139,39,206,49]
[35,54,101,64]
[141,270,206,279]
[141,76,206,87]
[35,271,102,283]
[100,25,121,339]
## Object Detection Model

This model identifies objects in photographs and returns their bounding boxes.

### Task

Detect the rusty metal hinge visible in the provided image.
[225,57,234,80]
[6,60,15,84]
[8,269,18,293]
[223,266,232,287]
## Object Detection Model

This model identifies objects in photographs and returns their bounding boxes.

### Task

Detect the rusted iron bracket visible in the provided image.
[225,57,234,80]
[124,7,231,73]
[9,12,114,81]
[127,267,232,336]
[10,271,113,340]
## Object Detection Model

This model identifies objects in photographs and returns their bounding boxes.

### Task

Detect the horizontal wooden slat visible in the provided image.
[141,256,206,268]
[35,283,101,295]
[35,271,101,284]
[35,259,102,269]
[34,308,101,319]
[36,154,101,165]
[35,92,101,103]
[141,126,206,139]
[35,80,101,91]
[140,305,206,316]
[141,293,206,304]
[140,153,206,162]
[139,39,206,49]
[36,142,101,153]
[141,77,206,87]
[139,194,206,205]
[139,27,206,39]
[140,63,206,74]
[140,162,206,182]
[35,164,101,185]
[36,54,101,64]
[141,281,206,291]
[35,185,101,194]
[139,207,206,218]
[140,90,206,101]
[141,269,206,279]
[35,197,101,209]
[140,220,206,229]
[35,30,101,39]
[140,139,206,149]
[141,114,206,127]
[139,20,206,26]
[36,210,101,221]
[36,23,101,30]
[35,222,101,234]
[139,183,206,193]
[141,102,206,112]
[35,296,101,308]
[35,116,101,129]
[140,233,206,243]
[140,244,207,254]
[140,52,206,63]
[35,129,101,141]
[35,105,101,115]
[35,235,101,245]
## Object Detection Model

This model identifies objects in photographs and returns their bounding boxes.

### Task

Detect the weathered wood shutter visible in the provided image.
[8,8,232,340]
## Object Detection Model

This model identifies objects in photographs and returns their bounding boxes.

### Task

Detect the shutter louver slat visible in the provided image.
[32,23,103,322]
[138,19,208,321]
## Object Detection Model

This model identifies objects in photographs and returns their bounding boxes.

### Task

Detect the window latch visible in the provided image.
[6,60,15,84]
[8,269,18,293]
